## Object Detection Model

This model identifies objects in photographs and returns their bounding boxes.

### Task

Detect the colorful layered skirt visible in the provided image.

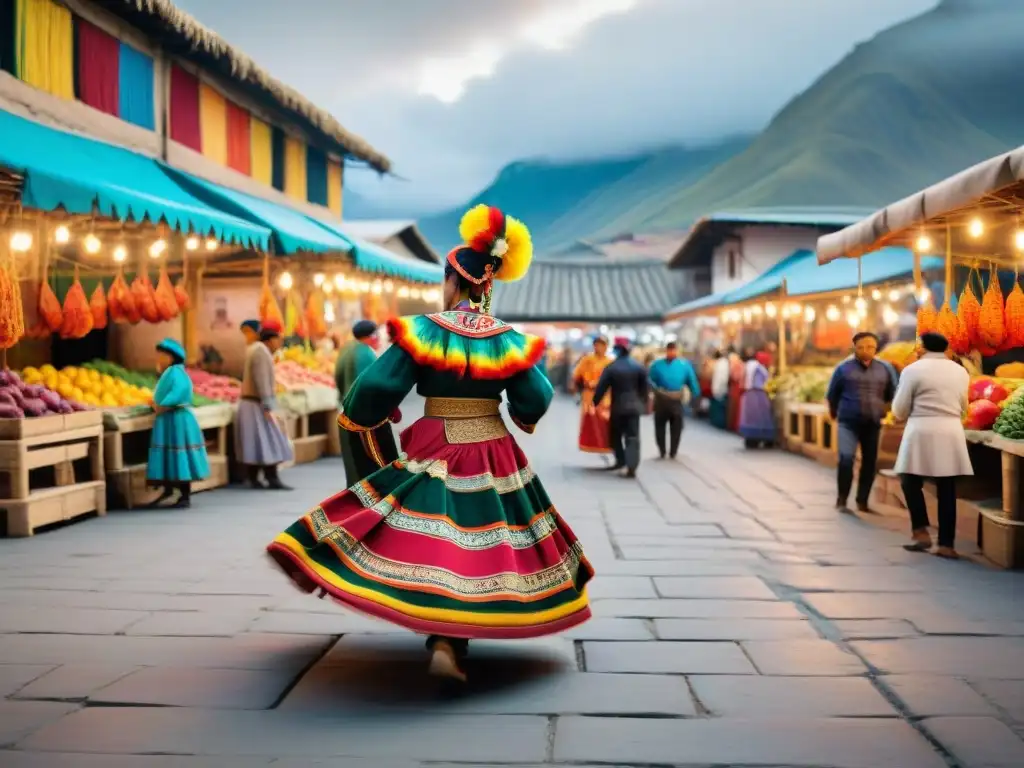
[267,407,594,639]
[147,407,211,483]
[578,388,611,454]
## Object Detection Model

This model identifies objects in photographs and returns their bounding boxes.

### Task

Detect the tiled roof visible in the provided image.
[492,259,701,323]
[340,220,440,263]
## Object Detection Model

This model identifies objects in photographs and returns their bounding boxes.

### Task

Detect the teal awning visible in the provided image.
[0,109,269,249]
[159,167,352,255]
[309,218,442,283]
[667,247,942,318]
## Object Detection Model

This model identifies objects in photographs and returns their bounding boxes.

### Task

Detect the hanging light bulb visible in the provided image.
[803,306,816,323]
[825,305,841,322]
[371,280,383,295]
[204,238,218,251]
[871,288,882,301]
[916,234,932,252]
[84,234,102,254]
[383,280,394,293]
[917,286,931,303]
[751,304,762,316]
[1015,230,1024,251]
[882,305,900,327]
[333,273,346,290]
[148,239,167,258]
[397,286,410,299]
[846,311,861,328]
[888,289,901,302]
[113,245,128,263]
[842,295,851,304]
[54,225,70,245]
[359,281,371,292]
[324,301,336,324]
[410,287,421,299]
[968,218,984,238]
[855,297,867,312]
[185,236,200,251]
[764,302,777,318]
[322,282,334,295]
[9,231,32,252]
[313,273,325,287]
[278,271,294,291]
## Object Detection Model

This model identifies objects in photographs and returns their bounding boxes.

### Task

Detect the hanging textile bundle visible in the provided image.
[915,298,936,339]
[305,289,327,341]
[173,276,190,311]
[0,260,25,350]
[154,267,179,321]
[259,275,284,329]
[284,289,300,337]
[978,265,1005,353]
[60,266,94,340]
[131,272,161,324]
[89,283,108,330]
[38,270,63,333]
[1003,280,1024,351]
[957,273,982,351]
[108,269,138,324]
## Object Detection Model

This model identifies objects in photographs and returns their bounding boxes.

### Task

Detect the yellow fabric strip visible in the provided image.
[273,532,590,627]
[250,115,273,185]
[198,82,228,165]
[19,0,74,100]
[327,160,343,217]
[283,136,307,203]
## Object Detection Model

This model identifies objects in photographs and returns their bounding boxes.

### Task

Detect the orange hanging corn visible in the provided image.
[1003,281,1024,351]
[978,268,1006,351]
[936,301,962,352]
[957,277,981,351]
[916,299,937,338]
[0,262,25,350]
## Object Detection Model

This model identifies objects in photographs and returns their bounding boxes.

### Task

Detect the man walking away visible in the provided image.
[648,341,701,459]
[593,336,649,478]
[335,320,399,487]
[891,332,973,559]
[826,331,897,513]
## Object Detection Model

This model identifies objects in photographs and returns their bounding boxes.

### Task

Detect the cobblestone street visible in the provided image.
[0,395,1023,767]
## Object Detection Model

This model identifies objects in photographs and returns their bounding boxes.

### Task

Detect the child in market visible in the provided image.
[146,338,210,509]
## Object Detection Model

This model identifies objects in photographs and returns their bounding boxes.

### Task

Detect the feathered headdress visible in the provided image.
[446,205,533,314]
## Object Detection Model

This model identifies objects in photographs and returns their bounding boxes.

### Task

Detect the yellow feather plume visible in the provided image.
[495,215,533,282]
[458,204,494,246]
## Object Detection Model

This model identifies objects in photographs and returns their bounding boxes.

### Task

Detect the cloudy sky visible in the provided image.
[175,0,938,214]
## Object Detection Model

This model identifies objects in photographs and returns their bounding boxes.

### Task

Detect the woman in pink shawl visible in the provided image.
[738,351,776,448]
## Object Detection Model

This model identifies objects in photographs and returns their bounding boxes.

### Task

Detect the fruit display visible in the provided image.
[279,345,335,375]
[877,341,918,373]
[765,368,832,403]
[1,369,89,416]
[23,363,152,409]
[186,368,241,403]
[275,360,335,390]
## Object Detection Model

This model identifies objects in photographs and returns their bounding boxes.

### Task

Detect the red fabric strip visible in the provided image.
[169,64,201,151]
[225,100,251,175]
[75,19,119,116]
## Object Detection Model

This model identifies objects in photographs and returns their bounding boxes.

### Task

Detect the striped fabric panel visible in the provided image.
[198,81,228,165]
[249,115,273,185]
[283,135,307,203]
[225,99,251,175]
[327,160,343,217]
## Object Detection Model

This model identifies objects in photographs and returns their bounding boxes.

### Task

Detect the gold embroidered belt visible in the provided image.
[424,397,508,444]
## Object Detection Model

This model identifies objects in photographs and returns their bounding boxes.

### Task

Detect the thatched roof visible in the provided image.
[99,0,391,173]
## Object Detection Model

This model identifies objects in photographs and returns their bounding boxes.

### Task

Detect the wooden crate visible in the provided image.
[0,417,106,537]
[291,408,341,465]
[0,411,102,440]
[107,455,229,510]
[978,508,1024,569]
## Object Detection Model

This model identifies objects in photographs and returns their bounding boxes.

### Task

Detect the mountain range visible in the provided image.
[413,0,1024,257]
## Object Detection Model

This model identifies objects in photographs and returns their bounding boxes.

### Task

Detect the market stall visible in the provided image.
[817,144,1024,567]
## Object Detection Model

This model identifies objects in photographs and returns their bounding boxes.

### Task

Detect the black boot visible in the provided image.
[170,483,191,509]
[246,465,268,489]
[264,465,293,491]
[146,485,175,509]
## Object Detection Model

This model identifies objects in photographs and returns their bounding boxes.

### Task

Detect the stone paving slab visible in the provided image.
[593,597,804,619]
[0,607,149,635]
[879,674,999,717]
[0,665,54,698]
[741,639,868,676]
[852,638,1024,678]
[654,617,821,641]
[689,674,899,717]
[13,663,139,701]
[0,755,281,767]
[87,666,299,709]
[18,708,551,762]
[833,619,922,639]
[969,679,1024,724]
[553,715,948,767]
[583,640,756,674]
[653,575,778,599]
[920,716,1024,767]
[124,612,258,637]
[0,701,79,748]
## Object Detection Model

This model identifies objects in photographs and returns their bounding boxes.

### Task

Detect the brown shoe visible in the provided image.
[934,546,960,560]
[428,639,467,683]
[903,529,933,553]
[856,500,872,514]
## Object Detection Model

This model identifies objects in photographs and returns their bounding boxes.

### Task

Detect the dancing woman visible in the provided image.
[266,205,594,683]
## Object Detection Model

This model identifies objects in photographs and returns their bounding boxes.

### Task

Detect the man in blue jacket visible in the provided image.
[648,342,702,459]
[826,331,897,513]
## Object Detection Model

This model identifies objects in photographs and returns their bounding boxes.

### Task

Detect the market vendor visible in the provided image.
[147,338,210,509]
[335,320,399,486]
[236,319,293,490]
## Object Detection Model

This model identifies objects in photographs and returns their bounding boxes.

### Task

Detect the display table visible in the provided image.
[783,402,837,464]
[278,387,341,464]
[102,403,233,509]
[0,411,105,536]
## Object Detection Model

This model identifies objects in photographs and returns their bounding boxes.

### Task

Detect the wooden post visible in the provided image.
[945,223,953,303]
[183,264,204,365]
[778,281,788,375]
[1003,452,1021,521]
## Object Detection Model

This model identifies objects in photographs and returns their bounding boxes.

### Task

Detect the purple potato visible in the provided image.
[21,398,47,417]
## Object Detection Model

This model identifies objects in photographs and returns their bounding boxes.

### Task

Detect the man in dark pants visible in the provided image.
[647,341,701,459]
[592,337,649,478]
[826,331,897,513]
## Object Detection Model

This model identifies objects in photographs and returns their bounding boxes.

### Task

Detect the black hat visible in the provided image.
[240,319,260,333]
[352,320,378,339]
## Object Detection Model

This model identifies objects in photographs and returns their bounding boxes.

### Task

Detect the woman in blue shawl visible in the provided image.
[147,338,210,509]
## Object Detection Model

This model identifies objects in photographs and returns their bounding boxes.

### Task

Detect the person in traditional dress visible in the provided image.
[738,350,776,448]
[335,319,400,487]
[266,205,594,684]
[726,346,746,432]
[236,320,293,490]
[146,338,210,509]
[573,336,612,455]
[648,341,701,459]
[709,350,730,429]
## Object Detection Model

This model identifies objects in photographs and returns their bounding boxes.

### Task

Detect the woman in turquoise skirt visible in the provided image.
[147,338,210,509]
